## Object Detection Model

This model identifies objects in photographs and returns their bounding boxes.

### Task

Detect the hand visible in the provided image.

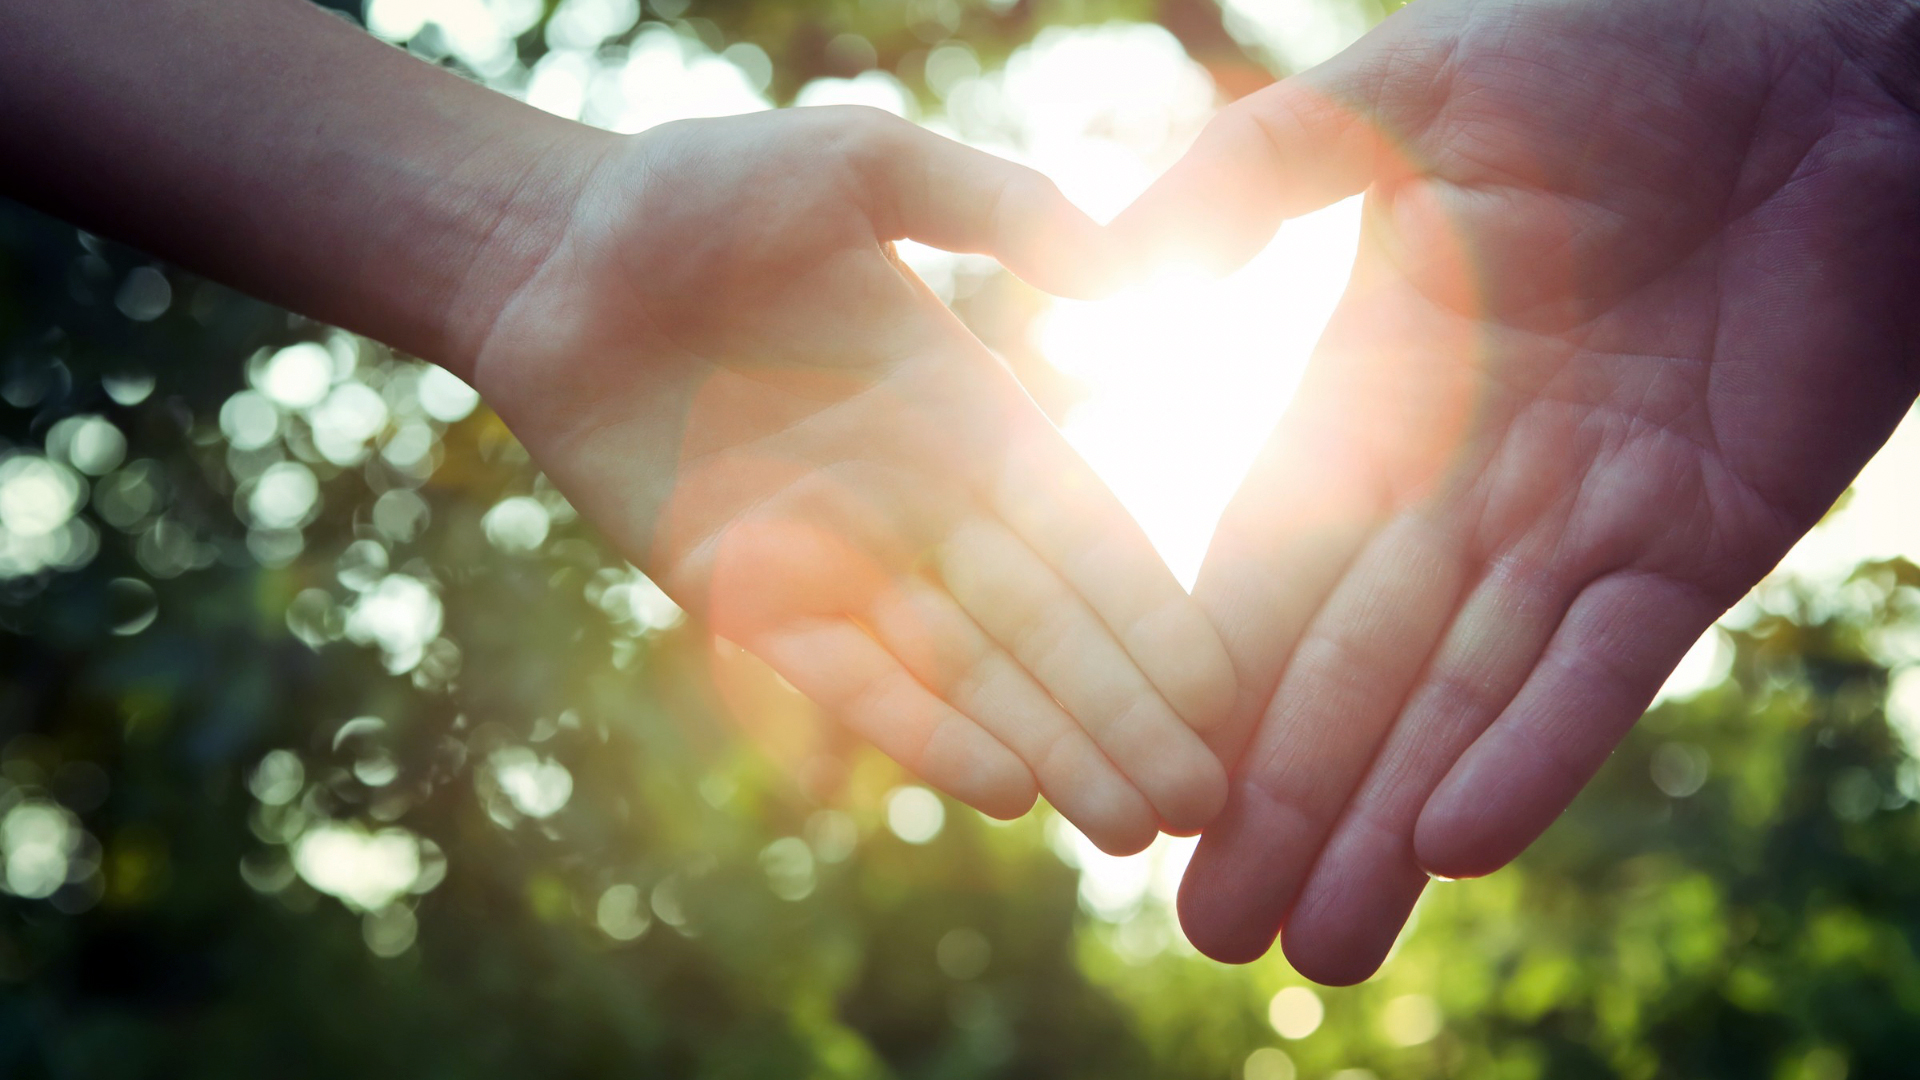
[467,107,1236,853]
[1115,0,1920,975]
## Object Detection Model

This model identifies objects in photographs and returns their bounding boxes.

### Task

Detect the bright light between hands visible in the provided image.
[1037,196,1365,587]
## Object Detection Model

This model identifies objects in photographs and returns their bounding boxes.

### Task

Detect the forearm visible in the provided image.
[0,0,613,378]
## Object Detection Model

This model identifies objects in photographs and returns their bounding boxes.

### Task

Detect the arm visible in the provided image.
[0,0,1239,851]
[0,0,597,379]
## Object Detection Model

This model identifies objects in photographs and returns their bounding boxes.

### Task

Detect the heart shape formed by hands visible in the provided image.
[1039,201,1363,590]
[462,0,1920,990]
[1094,0,1920,983]
[20,0,1920,996]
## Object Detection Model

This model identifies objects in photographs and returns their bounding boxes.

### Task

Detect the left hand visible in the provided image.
[467,107,1237,851]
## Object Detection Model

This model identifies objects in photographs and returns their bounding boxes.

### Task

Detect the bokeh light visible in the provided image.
[344,573,444,673]
[45,415,126,477]
[758,836,816,901]
[290,821,430,912]
[1269,986,1325,1039]
[596,882,651,940]
[255,342,333,409]
[885,785,945,844]
[1,800,84,900]
[1244,1047,1297,1080]
[482,495,550,554]
[1377,994,1441,1046]
[935,926,992,979]
[487,747,574,819]
[5,5,1920,1076]
[0,455,83,537]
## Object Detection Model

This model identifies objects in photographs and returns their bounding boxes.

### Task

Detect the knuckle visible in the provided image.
[1210,97,1272,141]
[1120,593,1195,656]
[826,104,905,149]
[1240,757,1332,834]
[1006,600,1080,675]
[1418,667,1505,728]
[942,649,997,705]
[1288,630,1374,699]
[1027,719,1082,783]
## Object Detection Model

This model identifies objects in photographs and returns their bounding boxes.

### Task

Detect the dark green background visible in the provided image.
[2,1,1917,1077]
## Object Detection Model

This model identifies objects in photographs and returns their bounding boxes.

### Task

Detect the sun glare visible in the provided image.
[1038,197,1364,587]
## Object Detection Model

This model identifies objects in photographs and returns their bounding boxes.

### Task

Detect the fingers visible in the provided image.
[747,616,1038,820]
[1414,570,1722,879]
[1190,421,1384,763]
[864,576,1161,855]
[991,422,1238,736]
[1276,555,1575,983]
[1108,74,1381,277]
[1176,511,1466,964]
[832,107,1121,299]
[936,516,1229,832]
[1276,822,1429,986]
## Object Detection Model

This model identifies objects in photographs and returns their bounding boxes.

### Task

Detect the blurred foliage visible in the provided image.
[5,1,1920,1079]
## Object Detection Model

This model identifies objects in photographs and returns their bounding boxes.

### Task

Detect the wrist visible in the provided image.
[0,0,622,386]
[428,123,619,383]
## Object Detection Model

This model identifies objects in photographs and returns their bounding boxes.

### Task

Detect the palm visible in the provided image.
[472,109,1237,853]
[482,116,1015,610]
[1120,0,1920,976]
[1323,0,1920,622]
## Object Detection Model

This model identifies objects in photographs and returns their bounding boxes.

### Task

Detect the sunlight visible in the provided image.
[1039,197,1364,586]
[921,22,1371,588]
[978,25,1368,916]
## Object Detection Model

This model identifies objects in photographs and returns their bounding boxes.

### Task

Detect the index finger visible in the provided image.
[1109,75,1381,278]
[835,106,1124,299]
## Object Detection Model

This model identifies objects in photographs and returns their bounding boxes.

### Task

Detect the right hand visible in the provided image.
[1115,0,1920,974]
[464,107,1237,853]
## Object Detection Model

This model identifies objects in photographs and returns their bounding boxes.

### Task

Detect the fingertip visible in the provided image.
[1172,779,1325,963]
[1281,834,1429,985]
[963,761,1040,822]
[1041,752,1163,856]
[1414,571,1721,880]
[1150,747,1230,834]
[1181,923,1274,966]
[1003,176,1131,300]
[923,716,1040,821]
[1075,772,1159,849]
[1281,936,1385,987]
[1113,75,1380,281]
[1106,108,1280,279]
[1086,816,1159,857]
[975,783,1040,822]
[1104,189,1203,281]
[1412,750,1534,880]
[1176,850,1280,964]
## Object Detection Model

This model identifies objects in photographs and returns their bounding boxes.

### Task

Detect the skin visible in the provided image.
[12,0,1916,975]
[469,109,1238,849]
[1115,0,1920,979]
[0,0,1238,854]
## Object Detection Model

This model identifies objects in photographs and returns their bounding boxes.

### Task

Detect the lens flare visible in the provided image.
[1040,197,1365,586]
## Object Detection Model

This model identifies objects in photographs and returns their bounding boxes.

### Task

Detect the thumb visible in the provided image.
[840,108,1124,300]
[1110,69,1386,278]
